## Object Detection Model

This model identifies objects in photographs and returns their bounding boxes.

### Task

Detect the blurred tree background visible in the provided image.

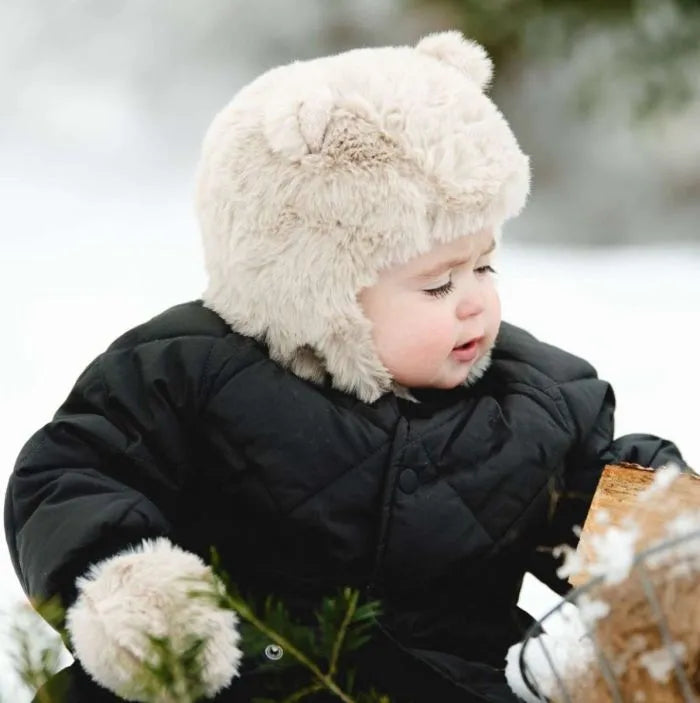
[408,0,700,121]
[401,0,700,245]
[1,0,699,250]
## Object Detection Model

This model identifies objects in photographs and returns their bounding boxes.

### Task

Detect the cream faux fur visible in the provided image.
[195,30,530,403]
[416,30,493,89]
[66,538,242,702]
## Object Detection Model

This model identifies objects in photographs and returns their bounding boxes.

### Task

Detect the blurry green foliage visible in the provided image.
[2,598,66,703]
[409,0,700,119]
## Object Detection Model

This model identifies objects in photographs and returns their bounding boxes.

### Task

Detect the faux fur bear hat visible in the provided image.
[195,30,530,403]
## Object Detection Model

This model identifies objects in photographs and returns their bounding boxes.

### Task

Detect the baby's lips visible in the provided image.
[453,335,484,350]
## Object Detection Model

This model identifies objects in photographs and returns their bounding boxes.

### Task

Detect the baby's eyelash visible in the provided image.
[424,281,454,298]
[423,266,496,298]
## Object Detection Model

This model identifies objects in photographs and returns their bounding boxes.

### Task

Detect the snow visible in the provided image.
[646,513,700,575]
[1,163,699,698]
[576,596,611,624]
[585,524,641,584]
[508,468,700,700]
[639,463,682,501]
[505,601,593,703]
[639,642,687,683]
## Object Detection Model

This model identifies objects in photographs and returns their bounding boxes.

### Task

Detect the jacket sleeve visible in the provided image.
[528,376,687,595]
[4,336,218,617]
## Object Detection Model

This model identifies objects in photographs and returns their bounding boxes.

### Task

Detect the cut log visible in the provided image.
[571,463,700,587]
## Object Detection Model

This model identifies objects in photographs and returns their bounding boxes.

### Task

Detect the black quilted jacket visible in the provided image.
[5,301,685,702]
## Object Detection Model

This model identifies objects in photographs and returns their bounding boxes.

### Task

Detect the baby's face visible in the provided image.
[358,229,500,390]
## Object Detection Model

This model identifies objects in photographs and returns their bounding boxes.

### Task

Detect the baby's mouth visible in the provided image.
[451,337,482,362]
[453,337,480,351]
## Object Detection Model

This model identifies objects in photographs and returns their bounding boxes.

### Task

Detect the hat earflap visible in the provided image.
[416,31,493,90]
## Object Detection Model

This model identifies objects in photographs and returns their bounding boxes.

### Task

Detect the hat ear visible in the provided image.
[416,31,493,90]
[263,86,335,159]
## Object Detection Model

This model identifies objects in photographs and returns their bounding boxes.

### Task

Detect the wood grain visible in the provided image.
[570,464,700,587]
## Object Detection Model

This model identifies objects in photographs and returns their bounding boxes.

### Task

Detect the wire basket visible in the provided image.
[518,528,700,703]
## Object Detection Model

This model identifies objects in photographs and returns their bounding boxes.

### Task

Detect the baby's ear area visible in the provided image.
[416,30,493,90]
[263,85,335,159]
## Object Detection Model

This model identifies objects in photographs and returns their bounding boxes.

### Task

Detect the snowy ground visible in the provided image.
[1,169,698,699]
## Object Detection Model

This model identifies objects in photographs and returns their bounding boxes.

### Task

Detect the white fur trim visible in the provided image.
[195,32,529,403]
[66,538,242,701]
[464,348,493,387]
[416,30,493,89]
[264,86,335,157]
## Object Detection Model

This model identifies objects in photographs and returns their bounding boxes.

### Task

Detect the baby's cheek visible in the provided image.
[405,317,454,362]
[486,290,502,339]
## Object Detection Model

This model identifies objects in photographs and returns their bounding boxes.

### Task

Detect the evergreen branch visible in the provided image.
[216,587,355,703]
[7,553,387,703]
[280,682,324,703]
[204,548,385,703]
[135,635,209,703]
[327,588,359,679]
[7,600,64,700]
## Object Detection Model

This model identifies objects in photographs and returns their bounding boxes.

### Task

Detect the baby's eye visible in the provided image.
[424,281,454,299]
[475,265,496,275]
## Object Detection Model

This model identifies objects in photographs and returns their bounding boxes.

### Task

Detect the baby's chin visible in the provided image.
[440,349,494,390]
[397,358,485,391]
[388,344,495,391]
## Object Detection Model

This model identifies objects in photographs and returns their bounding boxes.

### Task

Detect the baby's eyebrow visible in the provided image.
[415,257,469,280]
[415,239,496,280]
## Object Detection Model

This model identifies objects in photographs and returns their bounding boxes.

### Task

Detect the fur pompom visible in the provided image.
[416,31,493,89]
[66,538,242,701]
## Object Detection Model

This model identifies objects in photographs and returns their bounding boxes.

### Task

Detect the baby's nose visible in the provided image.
[456,294,484,320]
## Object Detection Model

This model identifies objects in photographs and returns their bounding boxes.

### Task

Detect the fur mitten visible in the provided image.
[66,537,242,701]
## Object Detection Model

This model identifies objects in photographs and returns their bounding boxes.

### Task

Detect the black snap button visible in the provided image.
[398,468,419,494]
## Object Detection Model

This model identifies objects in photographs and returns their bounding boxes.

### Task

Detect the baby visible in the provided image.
[5,31,686,703]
